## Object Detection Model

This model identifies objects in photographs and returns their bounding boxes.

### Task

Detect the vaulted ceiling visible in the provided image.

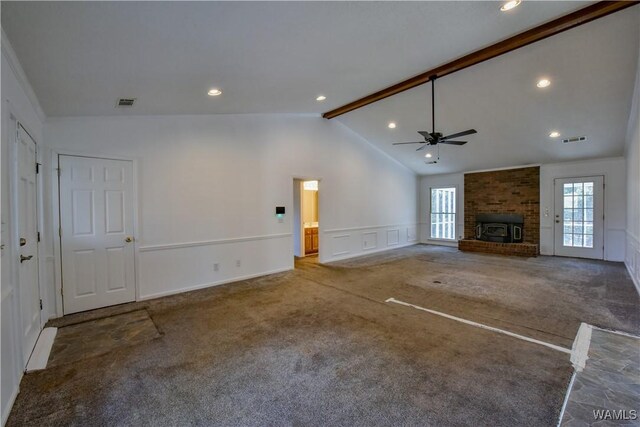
[2,1,639,174]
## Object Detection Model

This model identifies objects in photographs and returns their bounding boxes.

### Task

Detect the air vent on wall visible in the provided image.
[116,98,136,107]
[562,136,587,143]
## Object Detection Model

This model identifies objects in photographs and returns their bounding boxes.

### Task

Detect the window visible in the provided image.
[430,187,456,240]
[562,182,594,248]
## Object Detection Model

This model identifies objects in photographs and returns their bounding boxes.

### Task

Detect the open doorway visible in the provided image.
[293,179,319,263]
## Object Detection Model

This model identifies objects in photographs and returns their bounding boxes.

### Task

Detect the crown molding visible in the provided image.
[1,27,46,122]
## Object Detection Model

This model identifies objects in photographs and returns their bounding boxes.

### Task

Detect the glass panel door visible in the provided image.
[554,176,604,259]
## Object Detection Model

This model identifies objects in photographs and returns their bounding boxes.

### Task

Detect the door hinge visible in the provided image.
[57,168,61,177]
[37,231,41,242]
[35,162,41,174]
[39,299,43,310]
[59,227,62,237]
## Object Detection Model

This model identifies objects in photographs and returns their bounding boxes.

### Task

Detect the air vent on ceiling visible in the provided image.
[116,98,136,107]
[562,136,587,144]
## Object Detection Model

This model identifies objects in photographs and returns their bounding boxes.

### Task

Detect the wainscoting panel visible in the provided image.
[331,234,351,257]
[407,226,418,243]
[138,234,292,300]
[322,224,418,262]
[387,229,400,246]
[362,232,377,251]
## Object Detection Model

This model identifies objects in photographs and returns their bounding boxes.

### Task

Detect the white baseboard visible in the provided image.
[139,266,293,301]
[325,242,417,263]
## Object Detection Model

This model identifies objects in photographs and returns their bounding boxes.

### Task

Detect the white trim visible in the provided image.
[330,234,351,239]
[552,175,605,260]
[139,233,292,252]
[362,231,377,250]
[556,371,577,427]
[427,185,458,241]
[385,297,571,354]
[328,242,416,262]
[1,29,46,121]
[53,151,141,315]
[139,267,292,301]
[323,223,417,234]
[386,229,400,246]
[570,323,592,372]
[26,327,57,372]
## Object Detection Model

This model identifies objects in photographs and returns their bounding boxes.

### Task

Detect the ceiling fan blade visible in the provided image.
[416,144,429,151]
[417,131,432,139]
[442,129,477,140]
[392,141,424,145]
[439,140,467,145]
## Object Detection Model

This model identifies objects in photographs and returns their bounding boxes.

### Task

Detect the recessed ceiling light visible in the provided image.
[536,78,551,88]
[549,131,561,138]
[207,88,222,96]
[388,122,397,129]
[316,95,326,101]
[425,153,433,158]
[500,0,521,12]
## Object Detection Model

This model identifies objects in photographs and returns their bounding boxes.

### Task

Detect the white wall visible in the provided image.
[419,173,464,246]
[419,159,627,261]
[540,158,627,261]
[625,51,640,292]
[44,115,418,302]
[1,34,47,426]
[292,180,302,257]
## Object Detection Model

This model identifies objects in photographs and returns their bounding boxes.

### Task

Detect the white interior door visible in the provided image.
[16,126,41,366]
[60,155,136,314]
[554,176,604,259]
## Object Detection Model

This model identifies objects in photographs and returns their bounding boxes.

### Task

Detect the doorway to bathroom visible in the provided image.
[293,179,319,262]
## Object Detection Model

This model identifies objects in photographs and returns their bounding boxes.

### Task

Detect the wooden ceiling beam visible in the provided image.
[322,1,639,119]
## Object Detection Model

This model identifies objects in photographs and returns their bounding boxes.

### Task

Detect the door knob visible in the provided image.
[125,236,134,243]
[20,237,27,246]
[20,255,33,263]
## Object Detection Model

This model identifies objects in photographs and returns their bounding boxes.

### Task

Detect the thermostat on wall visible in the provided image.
[275,206,285,217]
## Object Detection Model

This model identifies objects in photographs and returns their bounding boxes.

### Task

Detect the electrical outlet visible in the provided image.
[213,263,219,272]
[236,260,241,268]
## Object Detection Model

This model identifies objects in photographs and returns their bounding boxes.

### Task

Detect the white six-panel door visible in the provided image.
[554,176,604,260]
[16,127,41,366]
[59,155,136,314]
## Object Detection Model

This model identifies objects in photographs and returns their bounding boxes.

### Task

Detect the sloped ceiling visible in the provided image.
[336,8,639,174]
[3,1,592,117]
[2,2,638,174]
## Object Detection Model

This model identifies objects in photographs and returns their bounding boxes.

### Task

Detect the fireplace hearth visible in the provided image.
[475,213,524,243]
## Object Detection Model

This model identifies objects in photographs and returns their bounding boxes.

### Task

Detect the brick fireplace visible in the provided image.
[460,166,540,256]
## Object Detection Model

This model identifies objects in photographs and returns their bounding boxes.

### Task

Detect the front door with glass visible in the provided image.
[554,176,604,259]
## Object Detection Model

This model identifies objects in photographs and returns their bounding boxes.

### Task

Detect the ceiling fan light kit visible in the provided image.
[392,76,477,162]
